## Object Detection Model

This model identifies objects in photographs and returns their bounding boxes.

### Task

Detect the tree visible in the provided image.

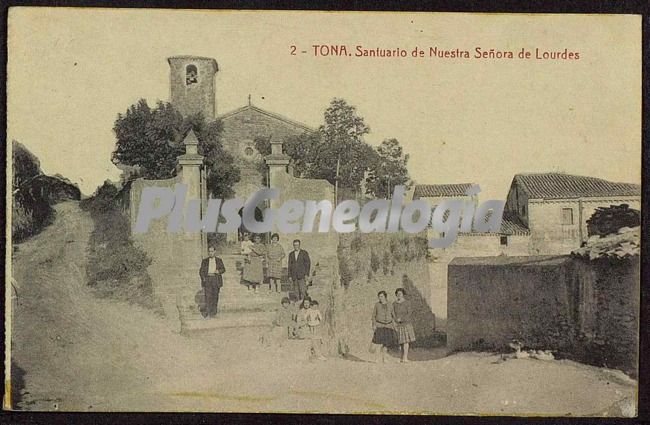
[365,138,411,198]
[586,204,640,237]
[308,98,372,193]
[255,98,405,200]
[12,140,41,191]
[111,99,239,199]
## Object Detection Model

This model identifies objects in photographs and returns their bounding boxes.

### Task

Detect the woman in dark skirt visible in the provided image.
[393,287,416,363]
[371,291,397,363]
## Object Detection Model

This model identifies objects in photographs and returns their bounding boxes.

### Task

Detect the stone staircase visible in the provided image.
[176,254,336,334]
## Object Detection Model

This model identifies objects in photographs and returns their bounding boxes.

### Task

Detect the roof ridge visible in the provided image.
[513,172,640,199]
[415,183,474,187]
[216,104,315,132]
[515,171,639,185]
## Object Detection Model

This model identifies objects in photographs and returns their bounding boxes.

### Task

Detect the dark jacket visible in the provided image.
[287,249,311,280]
[199,256,226,288]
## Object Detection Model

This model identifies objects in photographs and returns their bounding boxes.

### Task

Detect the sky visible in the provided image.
[7,9,641,200]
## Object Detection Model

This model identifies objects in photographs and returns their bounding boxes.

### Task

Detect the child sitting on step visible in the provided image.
[262,297,295,347]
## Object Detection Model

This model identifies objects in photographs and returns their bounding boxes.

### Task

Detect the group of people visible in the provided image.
[240,233,312,301]
[265,286,417,363]
[200,235,417,363]
[198,234,312,319]
[371,288,416,363]
[264,296,326,360]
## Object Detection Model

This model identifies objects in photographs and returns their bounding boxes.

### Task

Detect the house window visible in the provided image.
[500,236,508,246]
[562,208,574,225]
[186,64,198,85]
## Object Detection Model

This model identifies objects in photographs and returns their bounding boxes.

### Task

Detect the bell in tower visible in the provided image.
[167,55,218,119]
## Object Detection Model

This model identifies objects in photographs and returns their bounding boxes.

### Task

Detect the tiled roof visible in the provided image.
[456,212,530,236]
[500,216,530,235]
[514,173,640,200]
[414,183,473,198]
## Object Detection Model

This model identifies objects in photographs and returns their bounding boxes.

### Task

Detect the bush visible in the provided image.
[12,141,80,242]
[350,235,364,252]
[338,249,353,288]
[12,199,34,241]
[12,190,55,243]
[83,182,155,308]
[370,249,381,273]
[382,251,392,275]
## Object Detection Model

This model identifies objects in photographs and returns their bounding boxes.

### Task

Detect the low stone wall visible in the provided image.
[269,169,338,268]
[129,176,203,324]
[447,255,639,375]
[571,257,639,375]
[448,255,575,352]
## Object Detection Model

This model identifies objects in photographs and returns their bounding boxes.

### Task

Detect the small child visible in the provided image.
[263,297,295,347]
[305,300,326,360]
[274,297,296,338]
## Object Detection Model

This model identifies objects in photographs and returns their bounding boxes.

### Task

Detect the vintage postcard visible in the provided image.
[5,8,641,415]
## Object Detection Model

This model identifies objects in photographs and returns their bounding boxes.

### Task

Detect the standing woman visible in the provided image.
[371,291,397,363]
[266,233,285,292]
[240,232,254,291]
[393,288,416,363]
[245,234,266,294]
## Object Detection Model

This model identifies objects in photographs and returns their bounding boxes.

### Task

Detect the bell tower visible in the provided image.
[167,55,218,119]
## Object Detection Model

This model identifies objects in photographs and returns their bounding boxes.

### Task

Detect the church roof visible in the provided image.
[217,104,315,132]
[513,173,640,200]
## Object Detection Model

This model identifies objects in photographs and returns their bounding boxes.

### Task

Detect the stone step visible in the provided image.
[179,310,276,333]
[177,288,284,313]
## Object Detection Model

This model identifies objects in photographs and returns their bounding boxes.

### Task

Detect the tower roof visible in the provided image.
[167,56,218,72]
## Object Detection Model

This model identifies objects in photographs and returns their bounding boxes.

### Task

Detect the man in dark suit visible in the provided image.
[199,245,226,318]
[287,239,311,301]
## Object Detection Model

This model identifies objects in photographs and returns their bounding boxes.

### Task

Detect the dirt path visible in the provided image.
[8,202,637,415]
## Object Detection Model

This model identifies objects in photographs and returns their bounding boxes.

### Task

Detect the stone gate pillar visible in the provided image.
[159,129,205,330]
[177,129,205,261]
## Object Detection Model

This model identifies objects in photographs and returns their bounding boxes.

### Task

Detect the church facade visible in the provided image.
[168,55,314,202]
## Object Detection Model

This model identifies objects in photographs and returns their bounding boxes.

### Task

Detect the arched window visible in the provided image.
[186,64,198,85]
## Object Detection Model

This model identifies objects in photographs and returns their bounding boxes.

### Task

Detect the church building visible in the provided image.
[168,55,314,202]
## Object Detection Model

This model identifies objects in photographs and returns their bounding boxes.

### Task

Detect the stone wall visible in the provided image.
[571,257,640,375]
[268,166,338,265]
[127,133,206,327]
[129,176,203,324]
[447,254,639,375]
[447,255,575,352]
[427,233,530,319]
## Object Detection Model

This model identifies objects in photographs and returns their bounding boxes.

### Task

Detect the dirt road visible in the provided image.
[8,202,637,415]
